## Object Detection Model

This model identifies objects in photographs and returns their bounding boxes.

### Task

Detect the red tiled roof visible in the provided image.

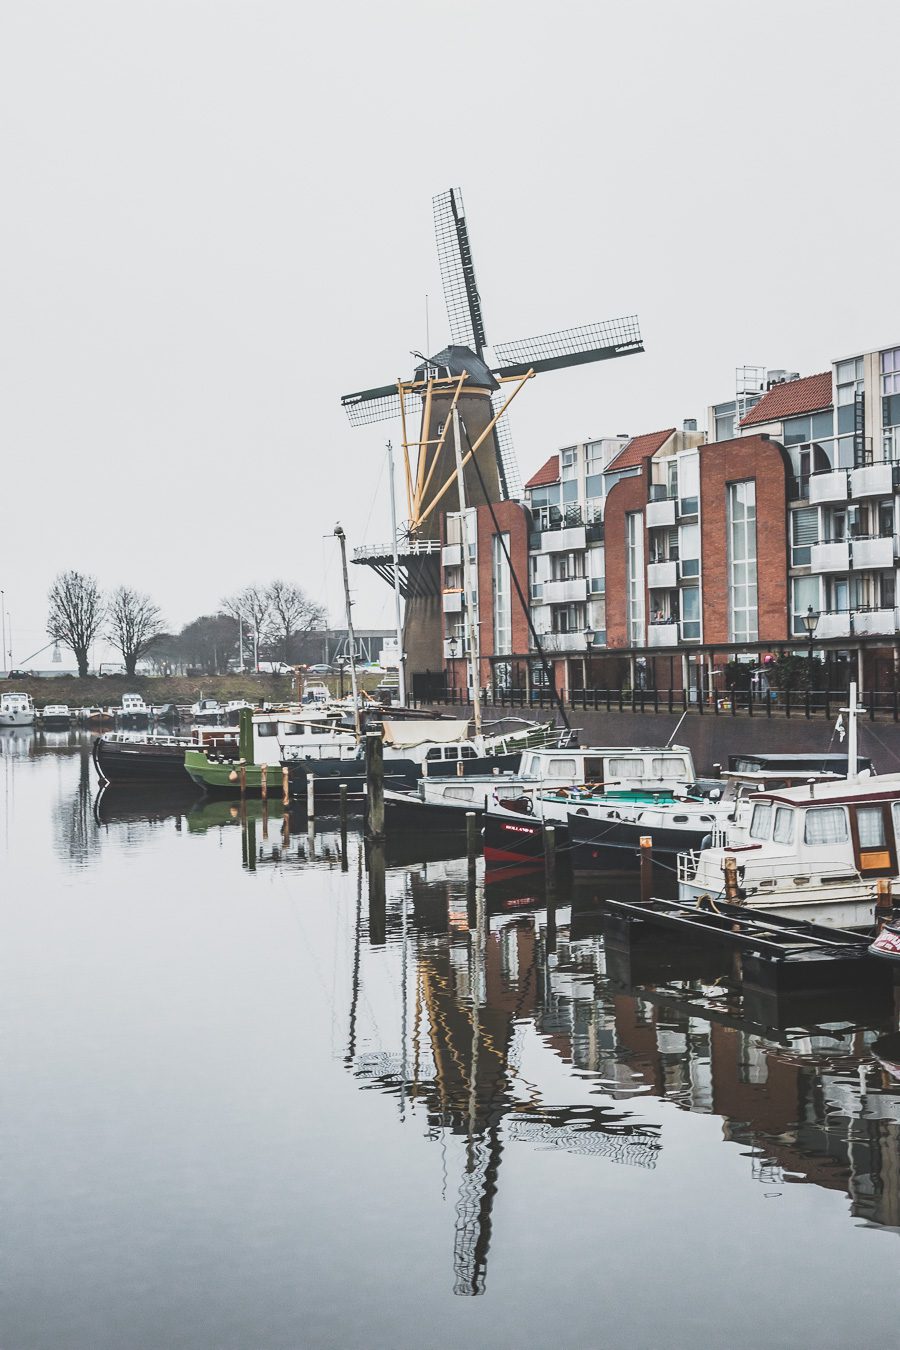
[605,428,676,474]
[740,371,832,427]
[524,453,559,489]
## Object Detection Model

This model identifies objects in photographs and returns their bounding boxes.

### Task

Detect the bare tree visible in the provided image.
[266,580,326,662]
[107,586,164,677]
[47,570,105,677]
[222,585,272,669]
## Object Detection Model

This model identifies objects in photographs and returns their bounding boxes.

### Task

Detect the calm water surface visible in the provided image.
[3,730,900,1349]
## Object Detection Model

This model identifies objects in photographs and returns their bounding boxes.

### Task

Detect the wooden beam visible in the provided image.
[412,374,467,528]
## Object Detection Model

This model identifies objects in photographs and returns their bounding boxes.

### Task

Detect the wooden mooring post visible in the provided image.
[366,732,385,841]
[544,824,557,892]
[722,855,740,904]
[876,877,894,933]
[282,765,290,808]
[306,771,315,821]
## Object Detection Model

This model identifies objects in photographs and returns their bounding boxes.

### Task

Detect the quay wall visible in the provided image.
[421,704,900,776]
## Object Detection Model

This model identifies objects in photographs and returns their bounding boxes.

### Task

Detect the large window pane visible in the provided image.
[804,807,848,845]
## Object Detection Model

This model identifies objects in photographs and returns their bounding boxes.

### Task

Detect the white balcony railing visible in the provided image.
[851,535,895,570]
[441,543,462,566]
[647,560,678,589]
[540,525,587,554]
[645,498,676,528]
[538,631,588,653]
[816,610,852,639]
[808,470,849,504]
[543,577,588,604]
[853,608,897,636]
[850,463,893,498]
[442,591,463,614]
[810,540,851,572]
[648,622,680,647]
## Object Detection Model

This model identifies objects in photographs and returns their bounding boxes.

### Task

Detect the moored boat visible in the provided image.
[0,691,36,727]
[40,703,72,729]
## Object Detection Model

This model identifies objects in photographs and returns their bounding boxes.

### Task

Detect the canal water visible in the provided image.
[3,731,900,1349]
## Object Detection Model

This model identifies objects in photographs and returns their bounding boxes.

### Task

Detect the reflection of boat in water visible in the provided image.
[94,781,208,826]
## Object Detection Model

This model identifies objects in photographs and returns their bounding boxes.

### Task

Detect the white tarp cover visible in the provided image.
[381,719,470,749]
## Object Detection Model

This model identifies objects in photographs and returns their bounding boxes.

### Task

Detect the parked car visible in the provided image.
[307,663,332,675]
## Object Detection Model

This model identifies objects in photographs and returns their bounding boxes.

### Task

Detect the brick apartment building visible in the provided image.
[434,336,900,703]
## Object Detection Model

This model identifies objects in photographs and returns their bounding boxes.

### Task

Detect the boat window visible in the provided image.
[857,805,887,848]
[749,803,772,840]
[773,807,795,845]
[461,746,477,759]
[425,747,443,761]
[547,758,578,778]
[444,747,459,760]
[583,758,604,781]
[892,802,900,841]
[804,806,848,845]
[608,757,643,778]
[444,785,475,801]
[651,757,689,779]
[280,723,305,737]
[257,722,278,737]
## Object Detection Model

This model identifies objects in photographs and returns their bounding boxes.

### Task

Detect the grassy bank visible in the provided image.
[6,672,384,709]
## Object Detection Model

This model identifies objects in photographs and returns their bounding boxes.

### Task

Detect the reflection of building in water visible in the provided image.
[346,860,900,1301]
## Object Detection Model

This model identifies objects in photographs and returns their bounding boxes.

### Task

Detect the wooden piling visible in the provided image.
[365,731,385,841]
[639,835,653,902]
[282,765,290,807]
[876,877,894,932]
[306,771,315,821]
[722,855,740,904]
[260,762,267,803]
[543,824,557,891]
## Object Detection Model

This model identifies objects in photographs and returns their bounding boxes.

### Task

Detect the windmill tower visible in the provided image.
[344,188,644,685]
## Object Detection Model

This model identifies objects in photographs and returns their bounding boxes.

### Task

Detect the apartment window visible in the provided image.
[492,534,512,656]
[715,408,735,442]
[626,512,645,645]
[551,551,583,582]
[837,357,865,404]
[529,556,543,602]
[791,508,817,566]
[791,576,820,634]
[681,586,700,640]
[882,349,900,438]
[587,546,605,594]
[679,521,699,577]
[783,412,834,445]
[551,603,585,634]
[678,452,700,516]
[561,447,577,475]
[728,480,758,642]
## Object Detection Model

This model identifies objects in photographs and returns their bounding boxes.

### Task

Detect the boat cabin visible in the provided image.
[515,745,697,793]
[741,775,900,880]
[121,694,149,715]
[728,751,875,777]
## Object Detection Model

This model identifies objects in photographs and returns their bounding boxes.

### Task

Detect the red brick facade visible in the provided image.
[698,434,789,645]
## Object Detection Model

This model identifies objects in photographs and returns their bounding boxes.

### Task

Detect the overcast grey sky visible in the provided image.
[2,0,898,663]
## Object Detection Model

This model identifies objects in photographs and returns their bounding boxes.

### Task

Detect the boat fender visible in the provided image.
[700,833,712,850]
[229,769,238,782]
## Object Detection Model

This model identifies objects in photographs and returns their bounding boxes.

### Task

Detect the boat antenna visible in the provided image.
[666,710,688,747]
[334,523,361,737]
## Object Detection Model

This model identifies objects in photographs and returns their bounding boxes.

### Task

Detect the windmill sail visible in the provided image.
[433,188,487,356]
[340,385,422,428]
[493,316,643,377]
[490,390,522,500]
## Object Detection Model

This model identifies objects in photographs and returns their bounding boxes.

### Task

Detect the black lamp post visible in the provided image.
[802,604,819,689]
[584,627,595,691]
[448,635,458,696]
[336,655,348,699]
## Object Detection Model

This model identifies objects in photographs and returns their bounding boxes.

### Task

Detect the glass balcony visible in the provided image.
[810,540,851,572]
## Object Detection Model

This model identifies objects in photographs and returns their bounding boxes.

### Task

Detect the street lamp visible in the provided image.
[584,627,595,692]
[336,654,348,699]
[802,604,819,690]
[447,635,458,697]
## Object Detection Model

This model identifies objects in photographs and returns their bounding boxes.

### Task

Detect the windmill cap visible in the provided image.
[415,345,499,392]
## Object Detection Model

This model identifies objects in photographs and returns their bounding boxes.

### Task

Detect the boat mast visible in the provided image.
[386,440,407,707]
[334,523,361,737]
[847,680,860,780]
[451,404,482,738]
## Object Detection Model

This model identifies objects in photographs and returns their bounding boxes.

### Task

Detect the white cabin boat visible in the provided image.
[678,773,900,929]
[41,704,72,728]
[191,698,223,724]
[0,691,35,727]
[119,693,149,721]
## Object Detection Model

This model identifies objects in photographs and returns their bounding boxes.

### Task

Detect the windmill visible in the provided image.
[344,187,643,680]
